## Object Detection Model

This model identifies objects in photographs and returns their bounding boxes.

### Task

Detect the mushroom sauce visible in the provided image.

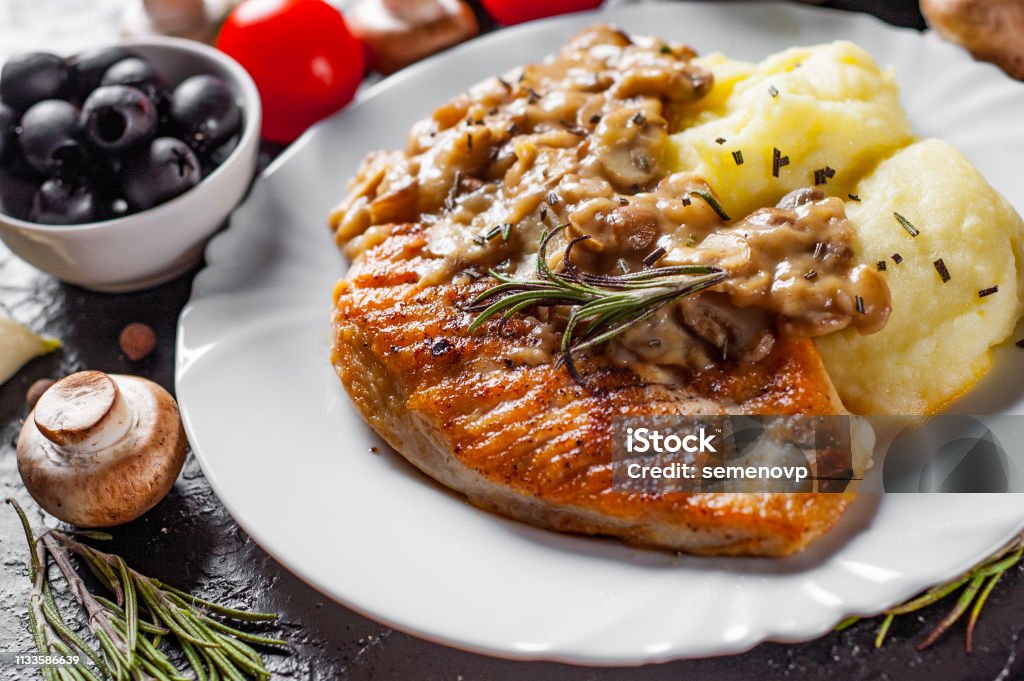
[330,25,891,377]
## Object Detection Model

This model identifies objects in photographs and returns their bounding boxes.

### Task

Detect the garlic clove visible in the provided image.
[0,317,60,385]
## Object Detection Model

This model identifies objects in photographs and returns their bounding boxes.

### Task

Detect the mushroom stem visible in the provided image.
[34,370,134,458]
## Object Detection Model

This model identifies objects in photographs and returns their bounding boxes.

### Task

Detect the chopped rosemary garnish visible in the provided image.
[933,258,951,283]
[855,295,865,313]
[894,212,920,237]
[642,246,667,267]
[848,193,861,202]
[804,270,818,281]
[474,223,515,245]
[892,253,903,264]
[6,498,285,681]
[836,532,1022,652]
[689,190,731,221]
[465,132,473,151]
[444,170,463,211]
[731,150,744,166]
[768,84,779,98]
[772,147,790,177]
[659,45,672,55]
[547,191,560,205]
[814,166,836,185]
[715,137,727,145]
[876,260,887,272]
[631,111,647,126]
[681,196,692,207]
[979,286,999,298]
[589,113,602,125]
[466,226,727,384]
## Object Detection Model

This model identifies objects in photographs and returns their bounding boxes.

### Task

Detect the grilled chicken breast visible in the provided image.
[329,26,884,556]
[331,223,858,556]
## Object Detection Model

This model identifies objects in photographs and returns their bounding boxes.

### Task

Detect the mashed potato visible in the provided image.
[816,140,1024,414]
[668,43,1024,415]
[668,42,914,219]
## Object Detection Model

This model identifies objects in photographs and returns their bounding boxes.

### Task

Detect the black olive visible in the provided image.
[169,75,241,156]
[0,52,67,111]
[101,57,167,102]
[81,85,157,153]
[122,137,200,210]
[202,134,239,176]
[30,178,98,225]
[18,100,88,178]
[65,47,136,101]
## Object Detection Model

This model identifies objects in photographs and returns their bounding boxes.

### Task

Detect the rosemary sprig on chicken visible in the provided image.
[466,225,728,383]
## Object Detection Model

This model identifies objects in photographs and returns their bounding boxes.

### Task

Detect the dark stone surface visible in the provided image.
[2,1,1023,679]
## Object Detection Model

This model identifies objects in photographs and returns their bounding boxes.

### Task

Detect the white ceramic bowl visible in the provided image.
[0,37,261,292]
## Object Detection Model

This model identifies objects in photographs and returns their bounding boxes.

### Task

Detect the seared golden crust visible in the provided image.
[332,222,851,556]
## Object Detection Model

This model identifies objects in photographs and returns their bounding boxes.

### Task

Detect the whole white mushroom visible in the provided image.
[17,370,187,527]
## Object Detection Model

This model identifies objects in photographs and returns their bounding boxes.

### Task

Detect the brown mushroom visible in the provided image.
[16,370,187,527]
[347,0,478,75]
[921,0,1024,80]
[590,106,666,191]
[679,294,775,363]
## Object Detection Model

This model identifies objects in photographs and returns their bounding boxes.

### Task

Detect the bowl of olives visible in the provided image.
[0,37,261,292]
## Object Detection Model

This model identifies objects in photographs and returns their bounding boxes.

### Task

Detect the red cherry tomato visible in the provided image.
[480,0,603,26]
[216,0,365,143]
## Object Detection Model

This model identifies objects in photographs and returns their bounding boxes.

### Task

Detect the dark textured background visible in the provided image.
[3,1,1024,679]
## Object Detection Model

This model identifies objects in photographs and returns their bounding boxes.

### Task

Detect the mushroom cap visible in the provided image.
[17,371,187,527]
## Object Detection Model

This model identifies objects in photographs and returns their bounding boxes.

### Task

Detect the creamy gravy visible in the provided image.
[330,24,890,374]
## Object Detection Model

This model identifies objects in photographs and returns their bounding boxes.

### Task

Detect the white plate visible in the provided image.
[176,2,1024,665]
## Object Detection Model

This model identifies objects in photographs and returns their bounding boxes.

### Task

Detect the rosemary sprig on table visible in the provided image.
[836,531,1023,651]
[465,226,727,383]
[7,498,286,681]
